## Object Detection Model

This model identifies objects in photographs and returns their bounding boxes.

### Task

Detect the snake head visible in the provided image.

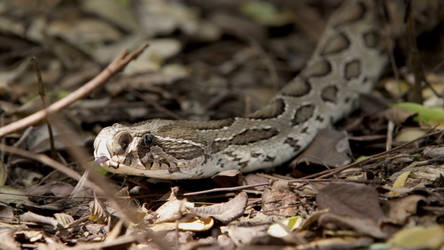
[93,120,208,178]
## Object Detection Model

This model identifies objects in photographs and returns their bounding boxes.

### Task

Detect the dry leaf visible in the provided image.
[189,192,247,224]
[394,127,426,143]
[317,183,384,222]
[267,216,303,238]
[388,195,425,224]
[262,180,299,217]
[293,128,351,168]
[389,171,411,197]
[388,225,444,249]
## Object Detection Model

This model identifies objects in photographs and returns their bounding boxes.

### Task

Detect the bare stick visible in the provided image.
[33,57,57,158]
[0,144,89,188]
[0,43,149,138]
[305,129,443,180]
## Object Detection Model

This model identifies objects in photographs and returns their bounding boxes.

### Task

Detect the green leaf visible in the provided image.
[240,1,290,26]
[393,102,444,121]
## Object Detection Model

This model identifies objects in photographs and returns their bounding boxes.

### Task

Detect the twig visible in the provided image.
[0,43,149,138]
[182,177,383,197]
[0,144,87,188]
[304,129,443,180]
[380,0,400,82]
[32,57,56,158]
[405,0,423,103]
[183,182,269,197]
[386,120,394,151]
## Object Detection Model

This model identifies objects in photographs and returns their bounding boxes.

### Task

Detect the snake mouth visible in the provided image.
[95,156,138,170]
[94,143,146,170]
[94,136,133,170]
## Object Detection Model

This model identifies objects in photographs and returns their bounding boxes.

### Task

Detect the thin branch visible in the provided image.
[304,129,443,180]
[32,57,56,158]
[182,178,382,197]
[0,43,149,138]
[0,144,88,188]
[183,182,270,196]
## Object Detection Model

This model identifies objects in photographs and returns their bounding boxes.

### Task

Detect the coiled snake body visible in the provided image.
[94,0,388,179]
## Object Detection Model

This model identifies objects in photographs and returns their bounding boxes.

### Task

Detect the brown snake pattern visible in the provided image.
[94,0,388,179]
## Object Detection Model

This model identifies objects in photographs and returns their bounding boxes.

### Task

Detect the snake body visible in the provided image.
[94,0,388,179]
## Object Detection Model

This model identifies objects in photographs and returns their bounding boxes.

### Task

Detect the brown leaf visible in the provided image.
[154,190,193,223]
[220,224,270,246]
[319,213,387,239]
[262,180,299,217]
[20,125,85,153]
[384,107,416,125]
[293,128,351,168]
[189,192,247,224]
[211,169,242,187]
[19,211,58,228]
[294,236,374,250]
[316,183,384,222]
[388,195,425,224]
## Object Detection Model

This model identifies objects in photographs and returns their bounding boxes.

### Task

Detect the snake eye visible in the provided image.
[112,131,132,153]
[142,133,153,146]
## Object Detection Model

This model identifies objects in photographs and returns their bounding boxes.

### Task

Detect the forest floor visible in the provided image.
[1,0,444,249]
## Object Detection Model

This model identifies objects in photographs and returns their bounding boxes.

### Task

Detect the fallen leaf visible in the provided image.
[267,216,303,238]
[150,217,214,232]
[319,213,387,238]
[47,18,122,48]
[89,195,109,224]
[317,183,386,238]
[388,225,444,249]
[0,186,33,206]
[394,127,426,143]
[177,217,214,231]
[19,125,85,153]
[394,102,444,121]
[240,0,293,26]
[220,224,269,246]
[384,107,416,125]
[387,195,425,224]
[123,39,182,73]
[293,128,351,168]
[0,229,20,249]
[262,180,299,217]
[317,183,384,222]
[383,79,410,97]
[189,192,247,224]
[54,213,74,228]
[211,169,241,187]
[0,205,17,224]
[81,0,140,32]
[389,171,411,197]
[155,198,192,223]
[19,212,58,228]
[423,146,444,159]
[295,237,374,250]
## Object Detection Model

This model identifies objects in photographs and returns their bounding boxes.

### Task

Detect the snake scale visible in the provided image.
[94,0,388,179]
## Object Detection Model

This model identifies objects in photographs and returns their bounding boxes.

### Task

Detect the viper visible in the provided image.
[94,0,388,179]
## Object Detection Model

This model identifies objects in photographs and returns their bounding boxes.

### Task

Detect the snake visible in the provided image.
[93,0,388,179]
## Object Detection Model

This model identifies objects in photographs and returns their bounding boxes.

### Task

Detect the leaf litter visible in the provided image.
[0,0,444,249]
